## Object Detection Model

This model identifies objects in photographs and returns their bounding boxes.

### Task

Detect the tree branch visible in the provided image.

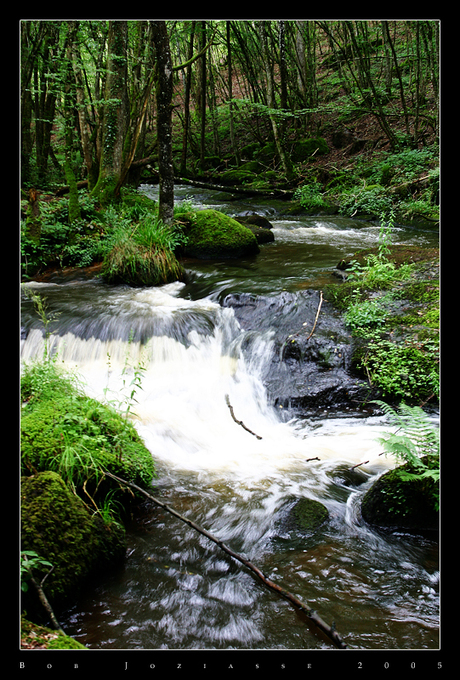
[225,394,262,439]
[103,470,348,649]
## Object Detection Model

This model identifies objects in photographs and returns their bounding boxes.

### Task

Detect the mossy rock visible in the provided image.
[361,463,439,535]
[21,392,156,503]
[21,616,87,650]
[291,497,330,533]
[21,471,126,611]
[182,209,259,259]
[291,138,329,162]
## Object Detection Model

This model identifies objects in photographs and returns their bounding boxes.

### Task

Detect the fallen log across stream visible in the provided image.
[103,470,348,649]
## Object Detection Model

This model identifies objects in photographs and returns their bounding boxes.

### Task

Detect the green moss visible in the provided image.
[20,361,156,505]
[182,209,259,259]
[21,471,126,608]
[361,462,438,533]
[21,393,156,496]
[21,616,87,650]
[291,497,329,533]
[291,137,329,162]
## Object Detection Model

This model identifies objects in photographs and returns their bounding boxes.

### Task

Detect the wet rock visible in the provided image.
[234,213,275,244]
[360,463,439,535]
[223,290,372,415]
[273,496,330,548]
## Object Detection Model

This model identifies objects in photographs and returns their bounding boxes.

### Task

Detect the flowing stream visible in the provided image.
[20,184,439,650]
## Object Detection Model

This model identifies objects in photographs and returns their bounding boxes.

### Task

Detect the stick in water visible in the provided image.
[225,394,262,440]
[103,471,348,649]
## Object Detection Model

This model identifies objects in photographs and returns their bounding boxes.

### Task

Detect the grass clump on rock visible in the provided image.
[101,208,186,286]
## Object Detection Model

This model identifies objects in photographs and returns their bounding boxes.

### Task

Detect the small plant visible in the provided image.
[21,550,53,592]
[294,181,330,210]
[345,294,389,335]
[373,400,439,510]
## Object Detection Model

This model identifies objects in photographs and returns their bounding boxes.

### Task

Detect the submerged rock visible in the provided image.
[290,497,330,533]
[273,496,330,548]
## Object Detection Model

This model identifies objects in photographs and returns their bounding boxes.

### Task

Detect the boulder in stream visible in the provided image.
[21,471,126,613]
[361,462,439,535]
[181,209,260,259]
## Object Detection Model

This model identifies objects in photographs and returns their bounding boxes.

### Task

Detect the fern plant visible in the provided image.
[373,400,439,509]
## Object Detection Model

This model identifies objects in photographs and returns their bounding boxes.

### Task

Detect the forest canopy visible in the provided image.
[20,19,439,223]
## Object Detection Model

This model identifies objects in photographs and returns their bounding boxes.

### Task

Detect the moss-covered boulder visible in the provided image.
[361,463,439,535]
[291,138,329,162]
[275,496,329,547]
[290,497,330,533]
[21,471,126,611]
[182,209,259,259]
[21,393,156,501]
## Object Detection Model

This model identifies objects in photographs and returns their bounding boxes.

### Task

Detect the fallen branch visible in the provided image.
[29,570,65,635]
[177,175,294,199]
[306,290,323,340]
[103,471,348,649]
[348,460,369,471]
[225,394,262,440]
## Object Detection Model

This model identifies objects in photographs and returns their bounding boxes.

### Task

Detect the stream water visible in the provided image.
[20,184,440,651]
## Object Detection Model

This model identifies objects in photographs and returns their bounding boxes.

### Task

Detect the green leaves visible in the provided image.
[373,400,439,509]
[20,551,53,592]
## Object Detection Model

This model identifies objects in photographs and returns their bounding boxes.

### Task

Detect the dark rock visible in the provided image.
[361,463,439,535]
[223,290,372,416]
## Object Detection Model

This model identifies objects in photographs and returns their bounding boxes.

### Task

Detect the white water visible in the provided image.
[20,192,439,650]
[21,280,394,488]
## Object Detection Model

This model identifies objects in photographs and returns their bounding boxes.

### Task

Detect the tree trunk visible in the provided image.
[258,21,295,181]
[71,27,99,190]
[63,24,81,224]
[227,22,240,165]
[180,22,196,176]
[151,21,175,224]
[91,21,128,206]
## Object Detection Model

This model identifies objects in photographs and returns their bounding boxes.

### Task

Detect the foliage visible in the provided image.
[20,550,53,592]
[294,181,330,210]
[373,400,439,510]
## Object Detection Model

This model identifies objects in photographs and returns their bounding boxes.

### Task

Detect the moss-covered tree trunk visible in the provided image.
[91,21,129,206]
[151,21,175,225]
[63,24,81,224]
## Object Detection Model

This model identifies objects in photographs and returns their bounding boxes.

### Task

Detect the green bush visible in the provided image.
[294,181,330,210]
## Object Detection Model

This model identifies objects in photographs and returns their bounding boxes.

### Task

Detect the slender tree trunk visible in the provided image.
[91,21,128,206]
[199,21,207,170]
[71,26,98,190]
[258,21,295,181]
[151,20,175,224]
[63,24,81,223]
[180,21,196,176]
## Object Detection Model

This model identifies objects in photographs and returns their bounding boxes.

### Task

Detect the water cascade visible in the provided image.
[20,185,439,650]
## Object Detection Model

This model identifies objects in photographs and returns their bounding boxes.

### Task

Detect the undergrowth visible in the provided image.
[373,400,439,511]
